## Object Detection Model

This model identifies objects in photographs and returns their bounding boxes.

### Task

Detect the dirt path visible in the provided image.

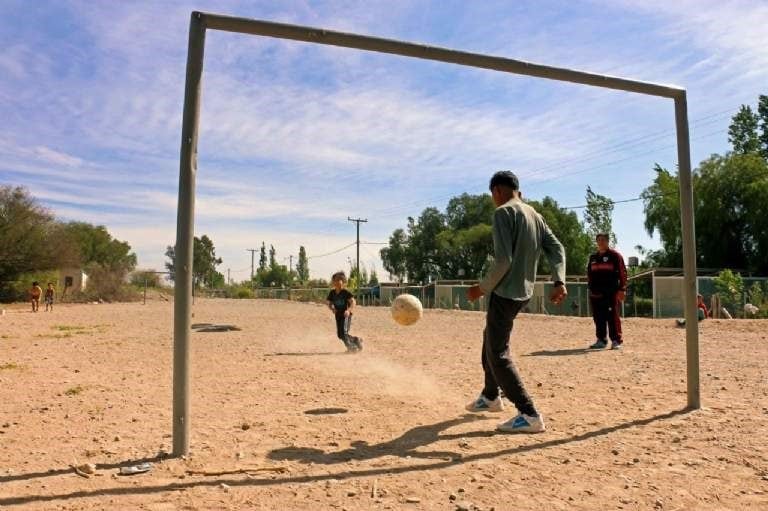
[1,299,766,510]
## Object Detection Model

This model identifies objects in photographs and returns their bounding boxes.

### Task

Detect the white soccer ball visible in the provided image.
[391,294,423,326]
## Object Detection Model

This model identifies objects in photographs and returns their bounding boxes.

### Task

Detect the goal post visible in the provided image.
[174,11,700,456]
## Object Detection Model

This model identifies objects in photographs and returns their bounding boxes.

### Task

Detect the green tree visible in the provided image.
[758,94,768,160]
[713,269,743,314]
[369,267,379,286]
[165,234,222,287]
[437,193,495,279]
[695,153,768,272]
[436,223,492,279]
[259,242,267,271]
[380,228,408,282]
[404,208,446,283]
[269,245,276,268]
[528,196,592,275]
[584,186,616,244]
[296,246,309,283]
[253,245,295,288]
[445,193,495,230]
[729,104,760,155]
[0,186,57,284]
[62,222,137,272]
[641,154,768,273]
[254,265,294,288]
[641,164,683,267]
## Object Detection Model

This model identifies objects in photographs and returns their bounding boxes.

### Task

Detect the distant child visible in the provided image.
[326,271,363,353]
[44,282,55,312]
[30,281,43,312]
[696,294,709,320]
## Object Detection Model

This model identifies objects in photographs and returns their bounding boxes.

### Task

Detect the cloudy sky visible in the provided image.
[1,0,767,282]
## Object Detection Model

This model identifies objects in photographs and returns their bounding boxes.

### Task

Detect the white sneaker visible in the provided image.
[465,394,504,413]
[497,413,546,433]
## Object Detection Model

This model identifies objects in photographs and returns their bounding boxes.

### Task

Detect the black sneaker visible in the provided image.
[589,339,608,349]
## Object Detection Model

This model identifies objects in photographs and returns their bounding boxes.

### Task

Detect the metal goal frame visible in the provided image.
[173,11,700,456]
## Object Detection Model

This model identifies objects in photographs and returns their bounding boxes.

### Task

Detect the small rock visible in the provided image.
[405,497,421,503]
[220,483,230,492]
[113,436,120,442]
[347,490,357,497]
[241,423,251,431]
[78,463,97,475]
[449,493,457,501]
[456,502,473,511]
[457,488,466,493]
[633,458,640,464]
[654,499,664,509]
[612,449,620,455]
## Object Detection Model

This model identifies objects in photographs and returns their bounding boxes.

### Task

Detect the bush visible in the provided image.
[235,287,253,299]
[130,270,163,288]
[713,269,744,315]
[632,297,654,317]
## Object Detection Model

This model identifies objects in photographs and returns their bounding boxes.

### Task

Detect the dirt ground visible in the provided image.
[1,298,767,510]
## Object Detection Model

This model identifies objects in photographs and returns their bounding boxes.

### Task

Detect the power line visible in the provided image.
[364,108,736,220]
[561,190,678,210]
[307,242,357,260]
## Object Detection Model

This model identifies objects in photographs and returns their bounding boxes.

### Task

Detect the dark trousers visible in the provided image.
[481,293,537,417]
[590,294,622,342]
[335,313,360,348]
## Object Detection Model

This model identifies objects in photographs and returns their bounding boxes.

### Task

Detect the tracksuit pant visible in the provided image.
[590,293,622,343]
[481,293,538,417]
[334,313,361,349]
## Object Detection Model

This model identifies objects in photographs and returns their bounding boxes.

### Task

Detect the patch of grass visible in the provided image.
[53,325,89,332]
[64,385,86,396]
[36,333,73,339]
[0,362,23,370]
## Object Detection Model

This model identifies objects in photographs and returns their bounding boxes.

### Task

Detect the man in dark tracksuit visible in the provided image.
[587,233,627,350]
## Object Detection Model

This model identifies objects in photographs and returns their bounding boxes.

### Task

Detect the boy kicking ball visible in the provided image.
[326,271,363,353]
[466,171,567,434]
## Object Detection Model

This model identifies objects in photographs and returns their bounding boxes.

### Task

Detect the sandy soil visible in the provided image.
[1,298,767,510]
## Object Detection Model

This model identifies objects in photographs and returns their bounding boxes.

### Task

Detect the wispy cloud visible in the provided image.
[2,0,767,277]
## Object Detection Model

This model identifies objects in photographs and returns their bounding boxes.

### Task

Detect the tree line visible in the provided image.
[0,186,137,301]
[164,239,379,290]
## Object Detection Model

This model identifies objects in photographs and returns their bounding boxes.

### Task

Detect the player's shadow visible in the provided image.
[268,414,494,464]
[0,408,694,507]
[264,352,341,357]
[525,348,592,357]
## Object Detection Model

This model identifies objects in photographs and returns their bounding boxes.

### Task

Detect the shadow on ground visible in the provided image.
[525,348,594,357]
[0,408,693,507]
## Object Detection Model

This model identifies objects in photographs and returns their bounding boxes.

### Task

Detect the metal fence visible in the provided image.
[211,280,599,316]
